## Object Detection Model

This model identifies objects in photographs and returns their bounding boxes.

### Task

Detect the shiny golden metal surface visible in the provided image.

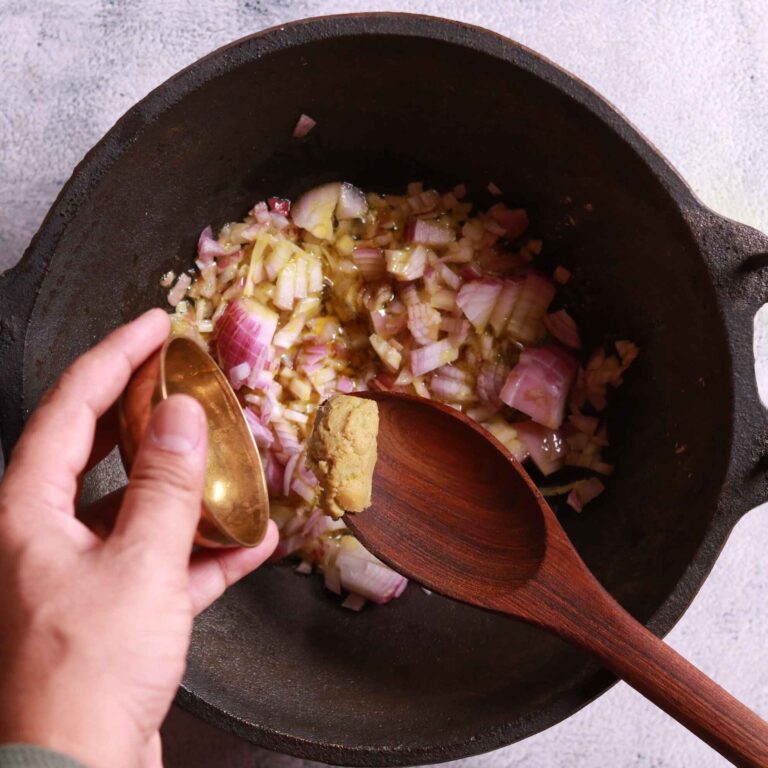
[119,336,270,548]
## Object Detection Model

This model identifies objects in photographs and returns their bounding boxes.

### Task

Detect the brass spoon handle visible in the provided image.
[521,570,768,767]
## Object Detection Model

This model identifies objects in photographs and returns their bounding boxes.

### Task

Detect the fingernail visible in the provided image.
[149,395,204,454]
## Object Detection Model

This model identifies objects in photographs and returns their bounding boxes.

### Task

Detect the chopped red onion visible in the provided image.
[399,283,420,307]
[488,278,522,336]
[570,412,599,435]
[447,318,470,345]
[262,451,285,497]
[386,246,427,281]
[221,278,245,303]
[294,256,309,300]
[248,365,275,391]
[506,272,556,344]
[275,259,297,310]
[245,408,275,448]
[300,507,326,538]
[369,372,396,391]
[436,365,466,381]
[406,219,456,246]
[273,316,305,349]
[353,247,386,280]
[228,362,251,390]
[567,477,605,511]
[291,182,341,239]
[410,338,459,377]
[514,421,567,476]
[336,182,368,220]
[370,308,407,338]
[273,420,302,457]
[268,197,291,215]
[336,541,408,604]
[271,534,305,560]
[407,302,441,345]
[369,334,402,372]
[489,204,529,239]
[293,113,316,138]
[167,273,191,307]
[482,418,529,462]
[484,220,507,237]
[545,309,581,349]
[282,452,301,498]
[170,182,639,609]
[456,278,502,332]
[430,375,473,402]
[460,263,483,281]
[308,256,323,293]
[197,225,228,265]
[342,593,367,611]
[466,404,499,422]
[265,242,292,281]
[292,475,317,504]
[616,340,639,367]
[214,297,277,374]
[500,345,577,429]
[476,360,509,410]
[198,264,217,299]
[566,489,584,512]
[283,408,309,426]
[437,262,462,290]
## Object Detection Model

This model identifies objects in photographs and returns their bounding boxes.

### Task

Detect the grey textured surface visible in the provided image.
[0,746,86,768]
[1,2,767,767]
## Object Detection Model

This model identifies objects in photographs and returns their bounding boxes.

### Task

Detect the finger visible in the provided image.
[2,309,170,513]
[188,520,278,614]
[110,394,207,567]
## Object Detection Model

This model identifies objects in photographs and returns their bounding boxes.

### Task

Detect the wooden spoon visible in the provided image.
[344,392,768,768]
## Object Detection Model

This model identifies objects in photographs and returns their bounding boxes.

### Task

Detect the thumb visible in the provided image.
[111,394,207,566]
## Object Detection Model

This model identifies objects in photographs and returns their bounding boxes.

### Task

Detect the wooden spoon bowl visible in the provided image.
[355,392,546,593]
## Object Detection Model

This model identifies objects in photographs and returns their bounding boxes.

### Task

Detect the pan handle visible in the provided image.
[688,205,768,520]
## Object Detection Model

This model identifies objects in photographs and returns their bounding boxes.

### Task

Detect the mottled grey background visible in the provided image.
[1,1,767,766]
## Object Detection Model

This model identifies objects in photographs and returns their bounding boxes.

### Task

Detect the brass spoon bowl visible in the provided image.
[118,335,270,547]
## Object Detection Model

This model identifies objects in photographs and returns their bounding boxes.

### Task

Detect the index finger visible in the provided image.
[1,309,170,514]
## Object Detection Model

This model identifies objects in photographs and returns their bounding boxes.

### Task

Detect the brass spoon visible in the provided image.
[118,336,270,547]
[345,392,768,767]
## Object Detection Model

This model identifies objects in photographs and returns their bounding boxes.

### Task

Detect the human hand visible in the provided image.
[0,309,278,768]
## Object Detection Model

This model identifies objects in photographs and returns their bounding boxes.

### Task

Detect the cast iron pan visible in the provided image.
[2,13,768,766]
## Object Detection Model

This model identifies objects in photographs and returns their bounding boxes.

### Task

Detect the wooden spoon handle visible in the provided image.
[524,575,768,767]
